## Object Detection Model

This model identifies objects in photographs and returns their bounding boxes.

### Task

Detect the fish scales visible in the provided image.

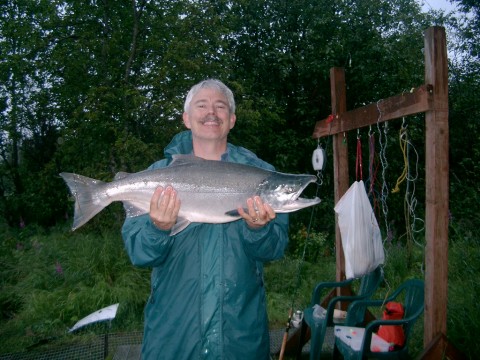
[60,155,320,235]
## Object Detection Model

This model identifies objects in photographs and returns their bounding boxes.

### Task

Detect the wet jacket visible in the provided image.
[122,131,289,359]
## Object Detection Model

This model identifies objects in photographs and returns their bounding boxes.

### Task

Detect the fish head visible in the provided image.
[258,173,321,212]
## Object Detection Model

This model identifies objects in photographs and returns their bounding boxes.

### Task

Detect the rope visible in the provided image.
[376,100,391,242]
[392,119,408,193]
[394,119,425,249]
[356,131,363,181]
[367,130,381,219]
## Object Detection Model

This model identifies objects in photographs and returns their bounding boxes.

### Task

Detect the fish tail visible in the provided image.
[60,172,110,230]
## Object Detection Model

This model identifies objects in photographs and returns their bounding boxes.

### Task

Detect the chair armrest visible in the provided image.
[365,318,410,331]
[347,298,386,311]
[325,294,371,326]
[343,299,385,326]
[327,293,372,312]
[311,278,355,304]
[353,309,425,354]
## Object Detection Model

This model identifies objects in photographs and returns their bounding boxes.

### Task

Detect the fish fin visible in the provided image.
[59,172,110,230]
[170,217,191,236]
[170,154,206,167]
[224,209,247,217]
[123,201,149,217]
[114,171,131,180]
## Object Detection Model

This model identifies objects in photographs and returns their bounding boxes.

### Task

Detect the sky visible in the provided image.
[421,0,458,12]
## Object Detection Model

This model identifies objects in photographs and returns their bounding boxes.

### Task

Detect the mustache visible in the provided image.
[200,116,222,124]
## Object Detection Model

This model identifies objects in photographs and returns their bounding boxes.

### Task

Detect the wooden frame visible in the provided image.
[312,26,449,350]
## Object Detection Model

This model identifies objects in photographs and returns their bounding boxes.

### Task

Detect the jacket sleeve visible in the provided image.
[122,214,175,268]
[121,159,174,268]
[240,212,289,262]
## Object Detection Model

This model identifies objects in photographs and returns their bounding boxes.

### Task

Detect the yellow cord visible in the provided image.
[392,127,408,193]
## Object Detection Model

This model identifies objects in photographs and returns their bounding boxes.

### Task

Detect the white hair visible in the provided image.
[183,79,235,114]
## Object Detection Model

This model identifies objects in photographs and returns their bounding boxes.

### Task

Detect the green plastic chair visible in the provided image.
[333,279,425,360]
[298,266,384,360]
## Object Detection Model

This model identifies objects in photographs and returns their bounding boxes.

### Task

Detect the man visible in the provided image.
[122,79,289,359]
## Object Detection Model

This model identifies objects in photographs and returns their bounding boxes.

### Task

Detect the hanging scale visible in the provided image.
[312,141,326,185]
[312,142,326,171]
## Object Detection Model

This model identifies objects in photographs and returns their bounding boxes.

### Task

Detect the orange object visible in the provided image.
[377,302,405,347]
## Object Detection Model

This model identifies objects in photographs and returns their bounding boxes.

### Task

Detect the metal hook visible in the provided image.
[316,171,324,186]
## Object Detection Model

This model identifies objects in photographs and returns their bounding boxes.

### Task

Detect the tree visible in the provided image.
[0,0,65,225]
[0,0,475,231]
[445,0,480,229]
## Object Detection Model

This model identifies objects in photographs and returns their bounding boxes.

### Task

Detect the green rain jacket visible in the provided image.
[122,131,289,360]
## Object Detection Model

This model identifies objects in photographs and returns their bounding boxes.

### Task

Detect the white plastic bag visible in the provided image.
[334,180,385,279]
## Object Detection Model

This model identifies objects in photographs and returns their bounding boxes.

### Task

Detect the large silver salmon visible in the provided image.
[60,155,320,235]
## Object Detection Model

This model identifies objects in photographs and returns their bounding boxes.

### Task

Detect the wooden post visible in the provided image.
[330,67,349,284]
[311,26,450,351]
[423,26,449,345]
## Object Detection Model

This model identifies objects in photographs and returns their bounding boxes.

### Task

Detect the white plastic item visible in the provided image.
[334,326,392,352]
[312,147,326,171]
[334,180,385,279]
[312,305,347,321]
[69,303,119,332]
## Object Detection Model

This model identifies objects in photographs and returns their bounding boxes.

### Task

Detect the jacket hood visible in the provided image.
[163,130,194,160]
[162,130,274,170]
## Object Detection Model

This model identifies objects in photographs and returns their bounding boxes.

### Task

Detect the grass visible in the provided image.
[0,223,149,353]
[0,221,478,358]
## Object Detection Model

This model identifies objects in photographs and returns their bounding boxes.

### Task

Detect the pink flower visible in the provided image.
[55,261,64,275]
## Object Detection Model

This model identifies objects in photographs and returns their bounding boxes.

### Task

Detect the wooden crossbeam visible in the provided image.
[313,84,434,138]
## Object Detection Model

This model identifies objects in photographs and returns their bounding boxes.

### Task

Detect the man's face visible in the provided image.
[183,88,236,142]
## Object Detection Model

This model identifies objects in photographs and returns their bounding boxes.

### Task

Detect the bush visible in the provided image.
[0,225,149,353]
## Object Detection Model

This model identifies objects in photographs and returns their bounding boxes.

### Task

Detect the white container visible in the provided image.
[334,326,392,352]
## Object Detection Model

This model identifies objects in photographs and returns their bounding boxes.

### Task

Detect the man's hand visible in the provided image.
[150,186,181,231]
[238,196,276,229]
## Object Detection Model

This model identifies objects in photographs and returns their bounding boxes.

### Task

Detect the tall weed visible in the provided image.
[447,227,480,357]
[0,225,149,353]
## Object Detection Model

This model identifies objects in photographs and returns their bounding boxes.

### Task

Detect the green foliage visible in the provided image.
[0,221,479,357]
[265,256,336,328]
[0,225,149,352]
[447,223,480,356]
[289,226,329,262]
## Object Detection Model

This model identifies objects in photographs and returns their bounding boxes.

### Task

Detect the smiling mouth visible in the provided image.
[201,116,222,126]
